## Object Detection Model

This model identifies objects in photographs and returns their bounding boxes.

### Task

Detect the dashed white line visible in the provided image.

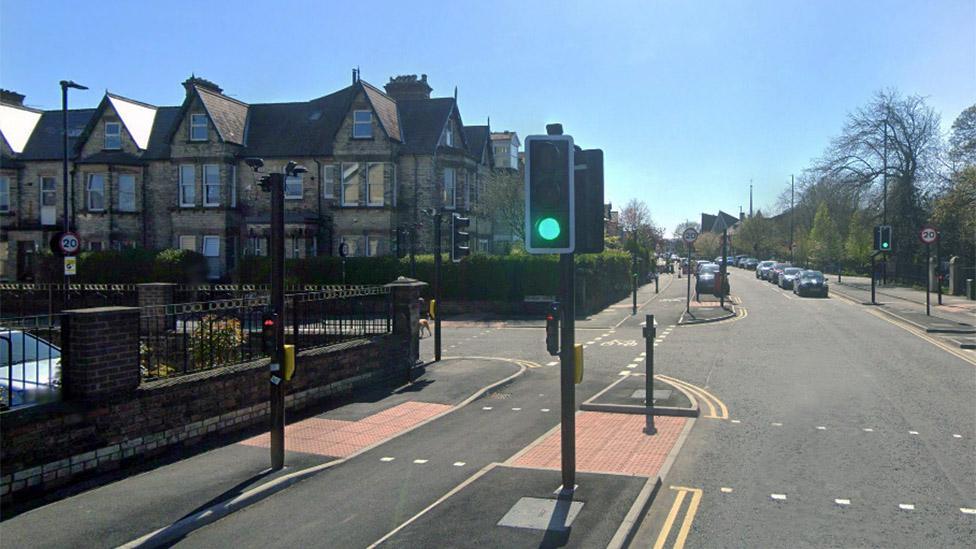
[730,419,741,424]
[639,352,646,357]
[961,508,976,514]
[720,487,733,493]
[771,422,783,427]
[482,406,493,410]
[453,461,466,467]
[541,408,550,412]
[898,503,915,511]
[771,494,787,501]
[909,430,919,435]
[816,426,827,430]
[586,341,595,345]
[413,459,428,464]
[862,428,874,432]
[380,457,395,462]
[627,364,637,369]
[511,407,522,411]
[835,498,851,506]
[952,434,962,438]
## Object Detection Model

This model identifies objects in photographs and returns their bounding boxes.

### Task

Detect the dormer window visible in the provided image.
[442,124,453,147]
[353,110,372,139]
[104,122,121,150]
[190,114,208,141]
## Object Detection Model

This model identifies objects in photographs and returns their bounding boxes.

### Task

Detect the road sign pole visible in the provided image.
[644,314,656,435]
[686,243,692,314]
[926,242,931,316]
[871,255,877,305]
[434,212,442,362]
[559,252,576,493]
[269,172,286,471]
[937,234,942,305]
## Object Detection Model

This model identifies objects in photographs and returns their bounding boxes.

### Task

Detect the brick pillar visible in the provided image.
[62,306,140,401]
[386,277,427,367]
[138,283,176,332]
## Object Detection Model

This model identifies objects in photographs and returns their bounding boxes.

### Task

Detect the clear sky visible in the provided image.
[2,0,973,235]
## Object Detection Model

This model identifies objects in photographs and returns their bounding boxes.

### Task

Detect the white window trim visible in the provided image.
[443,125,453,147]
[203,164,221,207]
[352,110,372,139]
[366,162,385,207]
[285,174,303,200]
[366,235,382,257]
[179,235,197,252]
[0,176,9,212]
[117,174,136,212]
[464,171,470,209]
[179,164,195,207]
[87,173,106,212]
[190,114,208,141]
[322,164,336,198]
[341,162,359,207]
[442,167,456,210]
[104,122,122,150]
[340,235,364,257]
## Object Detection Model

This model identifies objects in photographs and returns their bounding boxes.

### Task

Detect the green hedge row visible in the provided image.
[35,248,208,283]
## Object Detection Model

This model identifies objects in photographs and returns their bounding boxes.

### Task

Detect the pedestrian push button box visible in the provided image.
[283,344,296,381]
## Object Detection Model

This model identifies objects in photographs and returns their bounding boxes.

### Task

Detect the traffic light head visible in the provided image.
[545,302,560,356]
[451,214,470,263]
[874,225,893,253]
[525,135,575,253]
[261,312,277,354]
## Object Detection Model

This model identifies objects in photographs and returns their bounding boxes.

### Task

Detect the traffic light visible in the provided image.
[574,148,605,254]
[546,302,560,356]
[261,312,277,354]
[451,214,470,263]
[525,135,575,253]
[874,225,893,252]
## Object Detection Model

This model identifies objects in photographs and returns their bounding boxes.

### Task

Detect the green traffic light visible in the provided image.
[538,217,561,241]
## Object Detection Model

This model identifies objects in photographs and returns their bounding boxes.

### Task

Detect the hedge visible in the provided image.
[33,248,208,283]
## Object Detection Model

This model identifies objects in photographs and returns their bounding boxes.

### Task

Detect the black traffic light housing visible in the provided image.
[874,225,893,253]
[451,214,470,263]
[261,312,277,354]
[546,302,561,356]
[525,135,575,253]
[574,148,605,254]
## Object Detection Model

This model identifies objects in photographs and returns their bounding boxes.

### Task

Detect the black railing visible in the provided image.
[140,286,392,380]
[1,314,65,410]
[0,284,138,319]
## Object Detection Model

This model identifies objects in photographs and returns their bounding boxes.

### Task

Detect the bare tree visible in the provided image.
[477,170,524,242]
[619,198,651,235]
[949,105,976,168]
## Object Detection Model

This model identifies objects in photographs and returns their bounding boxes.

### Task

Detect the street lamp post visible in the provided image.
[60,80,87,310]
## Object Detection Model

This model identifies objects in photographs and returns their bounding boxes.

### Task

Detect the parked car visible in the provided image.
[778,267,803,289]
[794,270,829,297]
[0,329,61,409]
[769,263,790,284]
[744,258,759,270]
[695,263,729,297]
[757,260,776,279]
[696,261,718,275]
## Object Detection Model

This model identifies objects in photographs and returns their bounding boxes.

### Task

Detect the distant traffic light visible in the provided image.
[546,302,560,356]
[874,225,893,252]
[525,135,575,253]
[451,214,470,263]
[261,312,277,354]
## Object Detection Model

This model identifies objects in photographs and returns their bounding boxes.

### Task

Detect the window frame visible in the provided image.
[40,176,57,207]
[463,171,470,209]
[366,162,385,207]
[0,176,9,213]
[117,173,136,212]
[340,235,364,257]
[322,164,336,198]
[366,235,382,257]
[179,235,197,252]
[341,162,360,207]
[442,167,456,210]
[104,122,122,150]
[230,165,237,207]
[352,110,372,139]
[179,164,196,207]
[190,114,208,141]
[87,173,106,212]
[202,235,220,257]
[203,164,221,207]
[284,174,303,200]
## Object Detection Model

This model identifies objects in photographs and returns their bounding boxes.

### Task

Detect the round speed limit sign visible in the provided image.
[918,225,938,245]
[58,232,81,255]
[682,227,699,244]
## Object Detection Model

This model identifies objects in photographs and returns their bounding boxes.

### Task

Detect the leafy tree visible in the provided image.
[477,170,524,242]
[843,209,874,271]
[949,105,976,168]
[807,202,841,270]
[932,166,976,273]
[735,213,776,258]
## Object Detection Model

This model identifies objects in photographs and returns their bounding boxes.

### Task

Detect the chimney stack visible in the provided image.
[384,74,433,101]
[0,89,26,106]
[182,75,223,94]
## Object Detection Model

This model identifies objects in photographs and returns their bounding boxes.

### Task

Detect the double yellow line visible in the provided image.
[657,374,729,419]
[654,486,703,549]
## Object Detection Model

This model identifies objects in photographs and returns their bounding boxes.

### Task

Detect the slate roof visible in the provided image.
[397,98,455,154]
[242,85,358,157]
[75,151,145,165]
[18,109,96,160]
[361,82,402,142]
[463,125,490,162]
[194,86,248,145]
[143,106,182,159]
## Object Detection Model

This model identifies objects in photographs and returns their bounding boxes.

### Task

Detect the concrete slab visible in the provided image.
[581,375,696,417]
[497,496,584,531]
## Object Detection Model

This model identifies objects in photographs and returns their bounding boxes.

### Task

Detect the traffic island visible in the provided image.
[580,374,699,417]
[678,299,737,325]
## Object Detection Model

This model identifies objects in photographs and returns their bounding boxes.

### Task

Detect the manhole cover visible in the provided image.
[497,497,584,531]
[631,389,673,401]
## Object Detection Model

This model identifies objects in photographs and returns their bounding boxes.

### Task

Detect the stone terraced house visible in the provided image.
[0,73,497,281]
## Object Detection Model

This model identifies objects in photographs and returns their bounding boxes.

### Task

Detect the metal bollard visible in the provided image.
[655,275,659,294]
[643,314,656,435]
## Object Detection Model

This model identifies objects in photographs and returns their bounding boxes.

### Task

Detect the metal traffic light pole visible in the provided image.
[559,250,576,493]
[433,211,442,362]
[268,171,286,471]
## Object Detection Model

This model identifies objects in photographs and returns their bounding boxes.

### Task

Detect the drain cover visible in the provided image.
[497,497,584,531]
[631,389,673,401]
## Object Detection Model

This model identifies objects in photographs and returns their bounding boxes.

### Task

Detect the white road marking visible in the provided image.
[952,434,962,438]
[771,494,787,501]
[816,426,827,430]
[668,325,676,328]
[835,498,851,506]
[730,419,741,424]
[653,343,659,347]
[862,428,874,432]
[413,459,428,464]
[547,361,559,366]
[380,457,395,462]
[639,352,646,357]
[541,408,550,412]
[633,357,644,362]
[619,371,631,376]
[720,487,733,493]
[771,422,783,427]
[453,462,466,467]
[595,336,604,340]
[586,341,595,345]
[482,406,493,410]
[511,407,521,411]
[898,503,914,511]
[909,430,919,435]
[627,364,637,369]
[961,508,976,514]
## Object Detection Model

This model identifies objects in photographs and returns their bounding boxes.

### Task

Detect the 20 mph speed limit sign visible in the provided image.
[58,232,82,255]
[918,225,939,245]
[682,227,699,244]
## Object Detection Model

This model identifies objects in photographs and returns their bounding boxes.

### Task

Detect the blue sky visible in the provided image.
[2,0,973,235]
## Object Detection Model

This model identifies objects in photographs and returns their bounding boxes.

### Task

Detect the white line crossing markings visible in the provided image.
[639,352,646,357]
[720,487,733,493]
[771,494,787,501]
[627,364,638,369]
[952,434,962,438]
[816,426,827,430]
[541,408,550,412]
[453,462,466,467]
[961,508,976,514]
[482,406,493,410]
[380,457,395,462]
[835,498,851,506]
[898,503,915,511]
[668,324,676,328]
[909,430,919,435]
[619,370,631,376]
[413,459,428,464]
[511,407,522,411]
[771,422,783,427]
[730,419,741,424]
[862,428,874,432]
